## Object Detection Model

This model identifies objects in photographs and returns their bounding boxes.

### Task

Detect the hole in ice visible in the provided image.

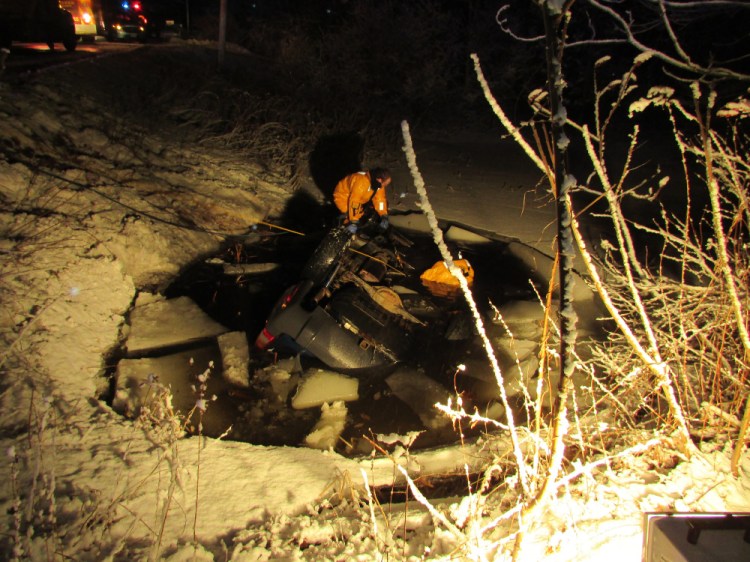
[109,214,561,458]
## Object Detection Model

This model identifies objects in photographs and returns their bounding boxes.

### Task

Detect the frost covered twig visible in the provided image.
[470,54,550,180]
[694,88,750,475]
[585,0,750,82]
[400,120,530,495]
[568,212,694,453]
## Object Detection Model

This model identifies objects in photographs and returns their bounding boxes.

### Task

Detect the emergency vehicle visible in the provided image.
[58,0,98,42]
[99,1,153,42]
[0,0,78,51]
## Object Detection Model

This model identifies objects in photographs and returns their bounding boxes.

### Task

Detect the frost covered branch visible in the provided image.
[400,120,531,494]
[470,54,550,180]
[584,0,750,81]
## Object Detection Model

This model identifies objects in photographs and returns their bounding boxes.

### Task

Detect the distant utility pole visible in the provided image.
[218,0,227,67]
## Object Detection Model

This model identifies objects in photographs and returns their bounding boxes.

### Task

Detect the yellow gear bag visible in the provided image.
[420,259,474,298]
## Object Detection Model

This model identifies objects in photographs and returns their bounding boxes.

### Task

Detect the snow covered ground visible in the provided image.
[1,44,748,561]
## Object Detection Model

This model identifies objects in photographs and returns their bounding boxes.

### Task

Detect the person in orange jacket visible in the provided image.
[333,168,392,234]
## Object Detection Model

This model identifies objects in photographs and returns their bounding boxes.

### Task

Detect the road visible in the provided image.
[2,38,144,76]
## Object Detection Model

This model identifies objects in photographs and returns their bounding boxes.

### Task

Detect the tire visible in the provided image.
[61,14,77,52]
[300,226,353,285]
[63,35,77,51]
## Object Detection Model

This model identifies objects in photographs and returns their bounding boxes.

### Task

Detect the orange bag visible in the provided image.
[420,259,474,298]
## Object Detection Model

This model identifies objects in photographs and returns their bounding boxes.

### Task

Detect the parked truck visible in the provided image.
[58,0,98,43]
[0,0,78,52]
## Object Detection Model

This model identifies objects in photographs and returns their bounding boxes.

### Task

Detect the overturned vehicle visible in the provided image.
[117,212,578,454]
[254,219,479,382]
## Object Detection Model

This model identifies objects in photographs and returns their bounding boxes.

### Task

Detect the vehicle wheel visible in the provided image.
[300,227,353,285]
[63,35,77,52]
[47,41,55,51]
[57,11,77,51]
[63,22,77,51]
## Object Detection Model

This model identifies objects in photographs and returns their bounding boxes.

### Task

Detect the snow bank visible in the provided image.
[0,63,338,557]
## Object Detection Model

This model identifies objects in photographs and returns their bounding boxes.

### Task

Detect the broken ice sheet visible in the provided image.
[386,367,453,430]
[291,368,359,410]
[252,364,299,404]
[125,296,229,355]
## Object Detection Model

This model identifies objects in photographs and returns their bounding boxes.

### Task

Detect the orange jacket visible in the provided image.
[333,171,388,223]
[420,259,474,298]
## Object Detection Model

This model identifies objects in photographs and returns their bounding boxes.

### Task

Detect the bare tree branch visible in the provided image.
[585,0,750,81]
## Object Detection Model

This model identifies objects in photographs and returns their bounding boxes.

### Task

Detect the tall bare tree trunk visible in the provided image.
[542,2,578,399]
[511,3,580,559]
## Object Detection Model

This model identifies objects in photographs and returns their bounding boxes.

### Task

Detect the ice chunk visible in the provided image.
[506,240,603,329]
[504,355,541,397]
[385,367,453,430]
[133,291,163,307]
[291,368,359,410]
[222,262,280,275]
[268,366,296,403]
[444,224,492,244]
[303,401,348,450]
[389,213,431,234]
[250,356,303,404]
[497,299,551,324]
[495,336,538,363]
[376,431,424,448]
[483,401,506,421]
[276,356,303,374]
[126,296,228,355]
[217,331,250,388]
[492,299,553,340]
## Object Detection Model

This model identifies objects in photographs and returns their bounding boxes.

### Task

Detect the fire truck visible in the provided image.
[58,0,98,43]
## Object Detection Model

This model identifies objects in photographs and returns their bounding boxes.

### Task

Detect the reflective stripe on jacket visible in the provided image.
[333,171,388,222]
